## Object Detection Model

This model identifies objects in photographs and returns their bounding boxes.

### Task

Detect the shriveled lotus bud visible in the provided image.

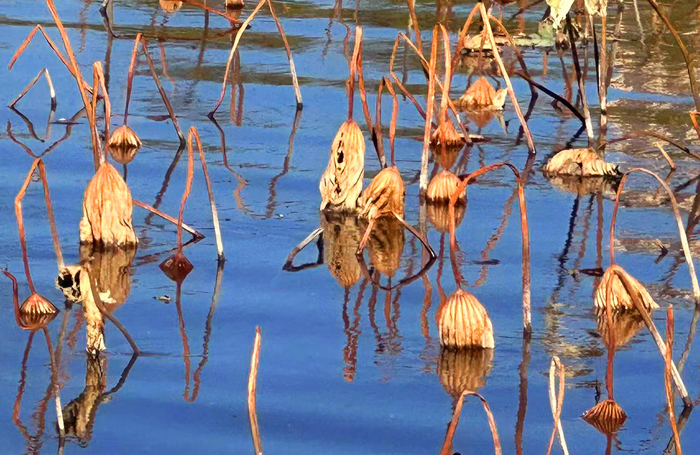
[225,0,245,8]
[426,170,463,202]
[582,399,627,435]
[437,347,493,399]
[430,120,464,148]
[322,212,362,288]
[21,293,58,315]
[159,0,183,13]
[108,125,142,165]
[427,201,466,233]
[80,162,138,247]
[160,251,194,283]
[437,288,494,349]
[458,77,507,110]
[359,166,405,220]
[594,266,658,313]
[543,148,620,177]
[367,216,404,277]
[320,120,365,212]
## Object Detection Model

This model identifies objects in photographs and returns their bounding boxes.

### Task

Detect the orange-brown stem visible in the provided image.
[176,128,195,253]
[666,305,682,454]
[133,199,205,240]
[419,27,439,195]
[15,160,40,294]
[405,0,422,51]
[248,327,263,455]
[3,270,23,328]
[267,0,303,108]
[347,27,363,121]
[441,391,502,455]
[124,33,142,125]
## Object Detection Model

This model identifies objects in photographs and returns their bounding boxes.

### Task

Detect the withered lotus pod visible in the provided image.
[320,120,365,212]
[359,166,405,220]
[458,77,507,110]
[543,148,620,177]
[430,120,464,148]
[437,288,494,349]
[321,212,362,288]
[437,347,493,399]
[594,266,659,313]
[80,162,138,247]
[427,201,466,233]
[367,215,404,277]
[108,125,142,165]
[426,170,463,202]
[21,293,58,316]
[160,251,194,283]
[159,0,183,13]
[582,399,627,435]
[225,0,245,8]
[596,312,644,349]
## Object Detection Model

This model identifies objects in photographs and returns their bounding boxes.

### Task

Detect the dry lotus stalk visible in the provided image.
[319,120,365,211]
[543,148,620,177]
[322,212,362,288]
[594,266,659,313]
[160,0,183,12]
[458,77,507,110]
[108,125,142,165]
[437,288,495,349]
[582,399,627,435]
[428,201,466,233]
[359,166,405,220]
[80,162,138,247]
[437,347,493,399]
[367,215,404,277]
[427,170,464,202]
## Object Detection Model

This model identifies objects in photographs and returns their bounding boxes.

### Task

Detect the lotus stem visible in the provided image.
[515,333,531,455]
[451,3,480,71]
[36,161,63,270]
[283,227,323,270]
[266,0,303,109]
[405,0,422,51]
[419,27,438,195]
[666,305,682,455]
[356,33,379,164]
[180,0,242,21]
[248,326,263,455]
[133,199,205,240]
[347,27,362,121]
[9,68,56,110]
[514,71,585,124]
[598,132,700,161]
[123,33,142,125]
[609,168,700,304]
[441,391,502,455]
[41,328,64,439]
[479,2,535,154]
[91,62,112,165]
[566,14,595,146]
[3,270,24,329]
[546,356,568,455]
[176,127,195,253]
[15,160,41,294]
[389,35,429,122]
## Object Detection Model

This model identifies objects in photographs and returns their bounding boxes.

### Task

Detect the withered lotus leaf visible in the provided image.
[426,170,463,202]
[543,148,620,177]
[320,120,365,212]
[458,77,507,110]
[359,166,405,220]
[437,289,495,349]
[80,162,138,247]
[582,399,627,435]
[594,266,659,313]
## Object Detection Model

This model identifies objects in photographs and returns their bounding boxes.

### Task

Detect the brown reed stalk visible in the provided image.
[188,127,225,261]
[248,326,263,455]
[87,265,140,355]
[267,0,303,108]
[609,168,700,303]
[133,199,205,240]
[666,305,682,455]
[440,391,502,455]
[477,3,534,154]
[141,40,185,144]
[123,34,142,125]
[9,68,56,109]
[566,14,595,146]
[419,27,439,195]
[546,356,568,455]
[405,0,422,51]
[448,162,532,332]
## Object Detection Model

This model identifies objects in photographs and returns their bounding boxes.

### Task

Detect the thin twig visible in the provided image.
[123,34,142,125]
[567,14,595,145]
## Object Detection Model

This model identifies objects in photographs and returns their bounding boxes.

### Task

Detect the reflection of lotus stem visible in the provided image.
[546,356,568,455]
[515,71,585,124]
[440,391,502,455]
[609,168,700,303]
[248,327,263,455]
[123,33,142,125]
[448,162,532,333]
[665,306,682,454]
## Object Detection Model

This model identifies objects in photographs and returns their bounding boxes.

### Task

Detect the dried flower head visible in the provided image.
[367,215,404,277]
[594,266,659,313]
[582,399,627,435]
[320,120,365,212]
[359,166,405,220]
[159,0,183,13]
[20,292,58,316]
[427,201,466,233]
[437,347,493,399]
[322,212,362,288]
[160,251,194,283]
[427,170,463,202]
[458,77,507,110]
[108,125,142,165]
[543,148,620,177]
[437,288,495,349]
[430,120,464,148]
[80,162,138,247]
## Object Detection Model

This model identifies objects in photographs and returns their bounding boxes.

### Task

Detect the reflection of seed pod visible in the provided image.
[430,120,463,148]
[62,356,107,445]
[465,109,496,129]
[582,399,627,435]
[594,267,658,313]
[360,166,405,219]
[426,170,463,202]
[543,148,620,177]
[159,0,183,12]
[80,162,138,247]
[20,293,58,315]
[431,142,461,169]
[437,346,493,399]
[320,120,365,212]
[19,312,58,331]
[547,175,617,196]
[367,215,404,277]
[322,212,362,288]
[596,312,644,349]
[108,125,141,165]
[427,201,465,233]
[457,77,507,109]
[437,289,494,349]
[83,272,106,356]
[80,244,136,312]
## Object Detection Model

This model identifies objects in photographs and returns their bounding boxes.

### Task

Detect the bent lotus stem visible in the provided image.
[123,33,142,125]
[610,265,691,407]
[266,0,302,108]
[609,168,700,304]
[176,128,196,254]
[448,162,532,333]
[91,61,111,167]
[451,2,480,69]
[374,77,397,168]
[347,27,362,121]
[9,68,56,110]
[188,127,225,261]
[356,30,380,164]
[3,270,24,328]
[405,0,422,51]
[598,132,700,161]
[133,199,205,240]
[566,14,595,146]
[419,27,438,195]
[514,70,585,125]
[666,305,682,454]
[479,2,535,154]
[248,327,263,455]
[546,356,568,455]
[440,391,502,455]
